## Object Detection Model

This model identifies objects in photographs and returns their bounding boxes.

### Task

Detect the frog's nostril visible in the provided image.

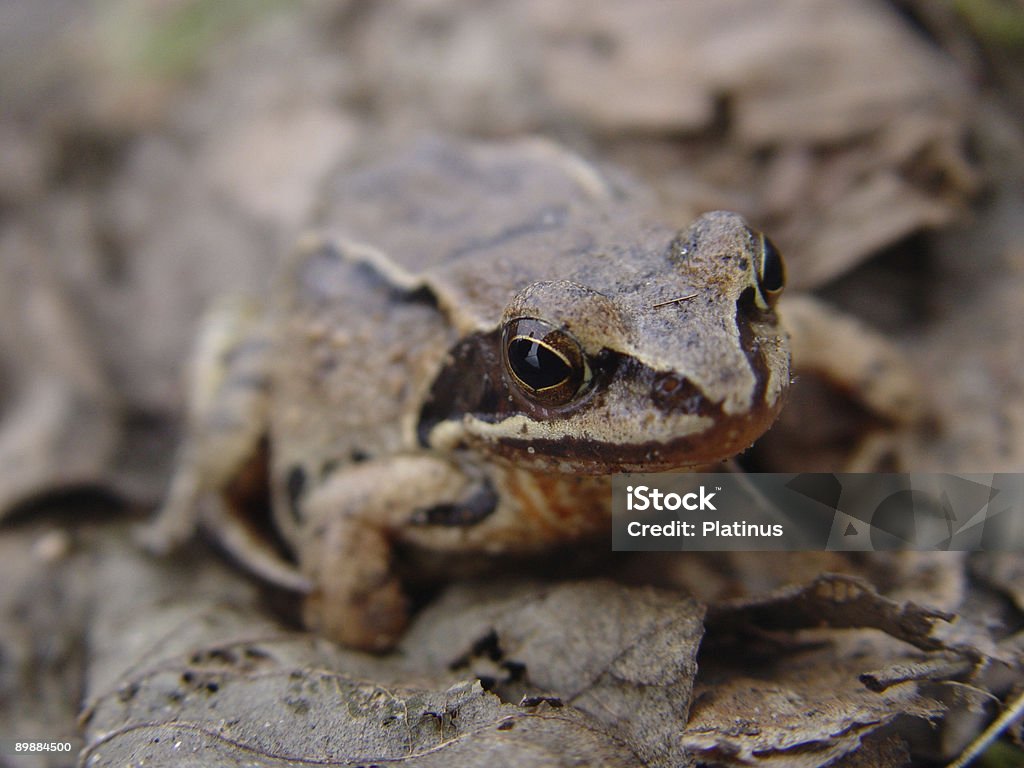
[651,372,705,414]
[655,375,680,395]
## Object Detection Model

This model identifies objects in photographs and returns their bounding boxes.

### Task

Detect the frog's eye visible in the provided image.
[754,233,785,309]
[502,318,591,406]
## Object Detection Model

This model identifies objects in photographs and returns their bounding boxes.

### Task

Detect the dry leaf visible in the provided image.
[706,573,954,652]
[405,580,705,768]
[683,640,945,767]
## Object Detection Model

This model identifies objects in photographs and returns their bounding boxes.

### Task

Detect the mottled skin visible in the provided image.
[145,139,791,651]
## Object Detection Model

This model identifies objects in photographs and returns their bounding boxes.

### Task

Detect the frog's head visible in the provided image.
[418,211,789,473]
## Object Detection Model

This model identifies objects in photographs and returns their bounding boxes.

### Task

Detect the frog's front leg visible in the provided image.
[298,456,485,652]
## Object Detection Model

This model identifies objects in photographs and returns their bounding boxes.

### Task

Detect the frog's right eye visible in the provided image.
[754,233,785,309]
[502,318,591,407]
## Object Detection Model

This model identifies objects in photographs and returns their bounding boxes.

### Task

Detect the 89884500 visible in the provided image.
[11,741,74,753]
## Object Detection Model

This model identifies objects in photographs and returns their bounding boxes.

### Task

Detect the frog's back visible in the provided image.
[310,138,671,333]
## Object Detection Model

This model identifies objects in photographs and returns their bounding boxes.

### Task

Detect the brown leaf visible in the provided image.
[404,580,705,768]
[84,674,641,768]
[706,573,955,652]
[0,523,89,764]
[684,636,945,767]
[0,226,117,518]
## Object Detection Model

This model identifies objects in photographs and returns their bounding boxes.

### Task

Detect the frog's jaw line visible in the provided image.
[430,402,782,474]
[464,411,715,449]
[476,416,780,473]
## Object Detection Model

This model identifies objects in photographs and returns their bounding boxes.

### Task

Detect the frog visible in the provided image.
[142,137,793,652]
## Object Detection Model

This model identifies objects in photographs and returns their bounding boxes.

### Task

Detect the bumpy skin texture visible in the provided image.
[147,139,791,651]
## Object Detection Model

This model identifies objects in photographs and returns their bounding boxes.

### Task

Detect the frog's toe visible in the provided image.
[303,578,408,653]
[302,521,409,652]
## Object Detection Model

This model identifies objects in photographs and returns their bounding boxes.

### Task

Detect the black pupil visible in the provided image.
[760,236,784,292]
[508,337,570,390]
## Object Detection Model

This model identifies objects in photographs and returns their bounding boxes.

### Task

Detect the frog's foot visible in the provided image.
[297,456,480,652]
[302,520,408,653]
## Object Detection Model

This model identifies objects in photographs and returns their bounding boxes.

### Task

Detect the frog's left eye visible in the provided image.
[502,318,591,406]
[754,233,785,309]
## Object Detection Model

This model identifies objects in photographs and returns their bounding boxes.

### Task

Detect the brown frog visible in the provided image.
[143,138,790,651]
